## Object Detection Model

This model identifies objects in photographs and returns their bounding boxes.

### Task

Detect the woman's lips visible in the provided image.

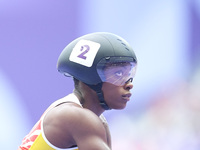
[122,93,132,101]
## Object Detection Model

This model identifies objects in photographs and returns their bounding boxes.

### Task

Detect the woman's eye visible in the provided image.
[115,71,123,77]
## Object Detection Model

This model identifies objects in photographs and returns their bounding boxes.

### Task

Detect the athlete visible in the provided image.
[18,32,137,150]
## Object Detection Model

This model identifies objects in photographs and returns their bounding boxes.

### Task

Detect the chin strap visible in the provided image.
[86,83,110,110]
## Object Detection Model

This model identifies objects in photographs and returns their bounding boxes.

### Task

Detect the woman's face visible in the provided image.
[100,62,135,109]
[102,80,133,110]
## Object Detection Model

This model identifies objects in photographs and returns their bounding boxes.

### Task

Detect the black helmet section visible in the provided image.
[57,32,137,85]
[57,32,137,110]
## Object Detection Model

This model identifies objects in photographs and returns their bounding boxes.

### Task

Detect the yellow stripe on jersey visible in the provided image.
[29,133,78,150]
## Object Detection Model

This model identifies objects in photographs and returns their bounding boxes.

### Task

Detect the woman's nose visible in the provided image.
[124,79,133,90]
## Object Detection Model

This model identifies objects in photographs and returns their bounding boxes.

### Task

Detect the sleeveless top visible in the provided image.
[18,93,83,150]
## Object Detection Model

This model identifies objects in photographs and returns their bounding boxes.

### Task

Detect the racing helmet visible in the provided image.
[57,32,137,109]
[57,32,137,85]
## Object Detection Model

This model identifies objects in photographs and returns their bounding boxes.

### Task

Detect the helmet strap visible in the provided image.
[86,83,110,110]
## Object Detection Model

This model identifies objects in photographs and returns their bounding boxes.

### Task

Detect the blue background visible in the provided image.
[1,0,200,149]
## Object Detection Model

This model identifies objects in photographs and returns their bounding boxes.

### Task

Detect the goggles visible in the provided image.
[97,62,137,86]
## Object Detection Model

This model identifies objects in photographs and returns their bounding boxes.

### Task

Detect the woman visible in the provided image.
[18,32,137,150]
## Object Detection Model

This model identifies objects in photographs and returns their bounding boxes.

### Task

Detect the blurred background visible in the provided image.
[0,0,200,149]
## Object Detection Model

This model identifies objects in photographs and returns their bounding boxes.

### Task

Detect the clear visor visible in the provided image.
[97,62,137,86]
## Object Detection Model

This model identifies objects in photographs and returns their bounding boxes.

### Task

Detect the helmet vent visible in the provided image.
[121,42,126,46]
[125,47,130,51]
[117,38,129,51]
